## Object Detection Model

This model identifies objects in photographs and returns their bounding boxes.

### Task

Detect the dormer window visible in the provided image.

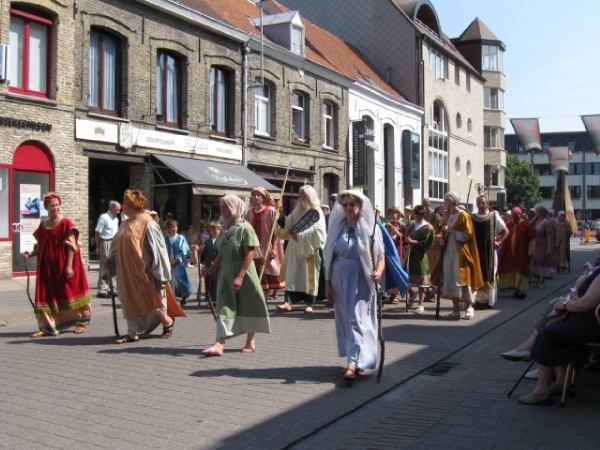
[250,10,305,56]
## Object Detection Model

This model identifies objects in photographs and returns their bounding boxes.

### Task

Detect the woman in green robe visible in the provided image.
[201,195,271,356]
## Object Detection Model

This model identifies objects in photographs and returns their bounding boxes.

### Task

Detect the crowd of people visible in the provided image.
[22,187,598,388]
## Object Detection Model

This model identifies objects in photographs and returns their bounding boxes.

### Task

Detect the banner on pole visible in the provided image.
[510,118,542,153]
[352,120,366,187]
[547,146,570,172]
[581,114,600,155]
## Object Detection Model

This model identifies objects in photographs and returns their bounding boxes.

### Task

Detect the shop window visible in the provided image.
[89,29,120,115]
[156,51,181,126]
[9,8,53,98]
[0,167,8,239]
[322,174,338,202]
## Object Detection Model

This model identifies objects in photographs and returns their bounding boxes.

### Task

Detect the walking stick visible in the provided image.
[259,160,292,282]
[23,258,35,309]
[370,212,385,383]
[435,222,447,319]
[204,273,217,322]
[108,272,120,337]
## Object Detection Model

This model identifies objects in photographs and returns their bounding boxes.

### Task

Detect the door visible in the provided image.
[12,171,50,273]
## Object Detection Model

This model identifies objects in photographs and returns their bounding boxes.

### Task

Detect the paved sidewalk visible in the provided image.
[1,241,599,450]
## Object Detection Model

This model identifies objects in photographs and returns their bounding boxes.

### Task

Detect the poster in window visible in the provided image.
[352,120,366,187]
[20,184,45,252]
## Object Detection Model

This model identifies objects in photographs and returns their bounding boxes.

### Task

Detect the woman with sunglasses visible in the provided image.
[323,191,385,382]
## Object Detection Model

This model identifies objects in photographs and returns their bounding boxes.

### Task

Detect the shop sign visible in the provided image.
[75,119,119,143]
[0,116,51,132]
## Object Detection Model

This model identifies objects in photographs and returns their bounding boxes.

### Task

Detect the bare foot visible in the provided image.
[202,345,224,357]
[276,303,292,312]
[74,325,85,334]
[241,342,255,353]
[30,331,52,338]
[304,306,314,313]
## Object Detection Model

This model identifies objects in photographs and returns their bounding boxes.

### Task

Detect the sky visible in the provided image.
[433,0,600,134]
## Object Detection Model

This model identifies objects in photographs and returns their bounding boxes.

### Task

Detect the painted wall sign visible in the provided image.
[0,116,51,132]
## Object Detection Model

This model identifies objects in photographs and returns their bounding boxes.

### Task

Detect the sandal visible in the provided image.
[390,295,400,304]
[343,367,356,382]
[161,318,175,339]
[276,303,293,312]
[74,325,86,334]
[30,331,54,338]
[465,306,475,320]
[115,334,138,344]
[304,306,314,313]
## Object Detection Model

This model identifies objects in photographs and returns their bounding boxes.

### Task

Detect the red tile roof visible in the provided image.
[179,0,406,100]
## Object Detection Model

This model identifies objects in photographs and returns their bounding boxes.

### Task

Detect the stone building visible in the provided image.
[452,18,508,209]
[0,0,415,278]
[279,0,487,208]
[0,0,83,278]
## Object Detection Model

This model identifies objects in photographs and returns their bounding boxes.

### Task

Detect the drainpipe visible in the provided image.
[242,42,249,167]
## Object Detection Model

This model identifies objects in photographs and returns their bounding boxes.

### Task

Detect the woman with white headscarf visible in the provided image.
[324,191,385,382]
[201,195,271,356]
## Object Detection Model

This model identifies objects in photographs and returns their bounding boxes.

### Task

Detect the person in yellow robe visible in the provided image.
[436,191,483,320]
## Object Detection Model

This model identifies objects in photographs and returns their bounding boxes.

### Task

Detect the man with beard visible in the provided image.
[471,195,509,310]
[275,185,327,313]
[245,187,285,299]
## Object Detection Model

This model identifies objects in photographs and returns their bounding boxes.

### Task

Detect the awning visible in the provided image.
[152,154,280,197]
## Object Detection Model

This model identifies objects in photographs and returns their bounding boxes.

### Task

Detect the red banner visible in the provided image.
[510,118,542,153]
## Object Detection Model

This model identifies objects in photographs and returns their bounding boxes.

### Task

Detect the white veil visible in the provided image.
[323,190,383,295]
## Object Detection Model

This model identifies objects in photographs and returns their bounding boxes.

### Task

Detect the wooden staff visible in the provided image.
[108,275,120,337]
[258,160,292,282]
[23,258,35,309]
[370,211,385,383]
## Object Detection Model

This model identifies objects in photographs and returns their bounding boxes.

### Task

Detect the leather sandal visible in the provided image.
[161,318,175,339]
[343,367,356,382]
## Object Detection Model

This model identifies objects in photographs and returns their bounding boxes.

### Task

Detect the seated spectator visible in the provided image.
[515,265,600,405]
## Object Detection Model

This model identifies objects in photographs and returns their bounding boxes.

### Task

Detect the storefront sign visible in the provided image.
[76,119,119,143]
[77,119,243,161]
[0,116,51,132]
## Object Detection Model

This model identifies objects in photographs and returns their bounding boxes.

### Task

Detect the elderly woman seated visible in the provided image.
[517,265,600,405]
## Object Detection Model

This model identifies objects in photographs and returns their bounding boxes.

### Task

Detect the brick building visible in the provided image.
[279,0,488,208]
[0,0,414,278]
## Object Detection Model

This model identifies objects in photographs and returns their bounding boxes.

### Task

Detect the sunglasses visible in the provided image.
[342,203,358,208]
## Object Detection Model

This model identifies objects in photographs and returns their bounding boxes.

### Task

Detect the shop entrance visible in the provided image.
[11,142,53,275]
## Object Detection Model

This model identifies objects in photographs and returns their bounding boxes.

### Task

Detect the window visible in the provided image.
[455,157,461,176]
[484,127,504,148]
[569,163,583,175]
[0,168,8,239]
[291,26,304,55]
[567,139,576,151]
[482,45,503,71]
[587,186,600,199]
[467,119,473,134]
[254,82,270,135]
[569,185,581,199]
[534,164,551,176]
[466,73,471,93]
[210,67,229,134]
[156,51,181,126]
[456,113,462,129]
[466,160,472,179]
[429,49,445,80]
[89,30,119,114]
[542,141,550,152]
[586,163,600,175]
[455,66,460,86]
[322,102,334,148]
[292,91,305,141]
[540,187,555,198]
[484,88,503,110]
[9,8,52,98]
